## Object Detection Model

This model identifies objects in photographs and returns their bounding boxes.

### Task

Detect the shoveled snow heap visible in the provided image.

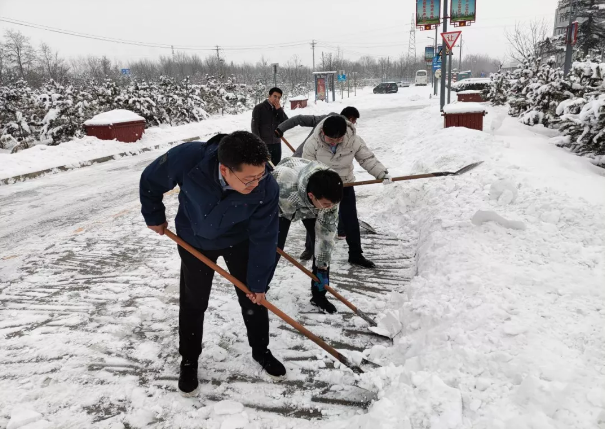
[83,109,145,126]
[442,102,487,114]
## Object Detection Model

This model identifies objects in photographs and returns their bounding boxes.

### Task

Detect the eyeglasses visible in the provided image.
[311,194,335,209]
[229,167,268,187]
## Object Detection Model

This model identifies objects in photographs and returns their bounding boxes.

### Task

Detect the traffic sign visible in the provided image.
[432,56,442,72]
[441,31,462,51]
[121,69,130,75]
[437,45,450,58]
[337,74,346,82]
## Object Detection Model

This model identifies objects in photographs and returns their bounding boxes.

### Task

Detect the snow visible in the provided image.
[1,86,604,428]
[290,95,309,101]
[457,90,482,94]
[442,102,487,114]
[214,400,245,415]
[83,109,145,126]
[6,408,43,429]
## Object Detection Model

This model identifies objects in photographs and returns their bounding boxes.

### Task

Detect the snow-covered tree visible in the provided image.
[519,57,572,127]
[484,67,511,106]
[508,58,541,117]
[557,59,605,156]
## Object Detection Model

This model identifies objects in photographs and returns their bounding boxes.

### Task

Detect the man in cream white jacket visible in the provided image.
[302,115,391,268]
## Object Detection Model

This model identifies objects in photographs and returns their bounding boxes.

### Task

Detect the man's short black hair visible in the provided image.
[322,116,347,138]
[268,87,283,96]
[340,107,360,120]
[218,131,270,171]
[307,169,343,204]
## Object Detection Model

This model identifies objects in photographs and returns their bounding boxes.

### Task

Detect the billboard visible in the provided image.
[450,0,476,25]
[316,77,326,101]
[425,46,435,61]
[416,0,441,28]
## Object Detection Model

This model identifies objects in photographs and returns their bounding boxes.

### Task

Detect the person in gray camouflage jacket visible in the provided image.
[268,157,344,313]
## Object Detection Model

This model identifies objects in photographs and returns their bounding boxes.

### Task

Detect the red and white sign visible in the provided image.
[441,31,462,51]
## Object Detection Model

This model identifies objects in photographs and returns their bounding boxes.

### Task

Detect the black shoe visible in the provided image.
[299,249,313,261]
[348,254,376,269]
[310,294,337,314]
[178,359,199,397]
[253,349,286,380]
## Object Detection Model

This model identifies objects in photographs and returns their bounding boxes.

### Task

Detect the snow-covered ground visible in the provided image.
[1,85,604,428]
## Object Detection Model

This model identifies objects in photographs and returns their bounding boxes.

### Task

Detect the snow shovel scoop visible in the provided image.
[164,230,380,374]
[278,136,378,235]
[343,161,484,187]
[276,248,400,341]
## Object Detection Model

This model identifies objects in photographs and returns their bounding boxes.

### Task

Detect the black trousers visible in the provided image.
[267,144,282,165]
[304,187,362,257]
[269,217,328,289]
[177,240,269,361]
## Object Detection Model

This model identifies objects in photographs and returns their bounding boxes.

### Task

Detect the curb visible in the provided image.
[0,136,201,186]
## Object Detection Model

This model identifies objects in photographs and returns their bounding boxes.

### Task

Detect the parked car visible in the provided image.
[373,82,399,94]
[399,80,411,87]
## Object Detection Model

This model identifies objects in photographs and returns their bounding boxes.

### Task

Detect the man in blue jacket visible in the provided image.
[140,131,285,397]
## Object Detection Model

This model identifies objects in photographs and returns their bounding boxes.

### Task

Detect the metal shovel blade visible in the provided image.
[454,161,484,175]
[359,219,378,234]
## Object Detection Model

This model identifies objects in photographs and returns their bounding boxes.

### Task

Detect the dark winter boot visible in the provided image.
[299,249,313,261]
[348,254,376,269]
[310,287,337,314]
[253,349,286,380]
[178,359,199,397]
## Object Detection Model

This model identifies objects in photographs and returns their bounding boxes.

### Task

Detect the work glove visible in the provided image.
[274,128,284,138]
[313,269,329,291]
[382,173,393,185]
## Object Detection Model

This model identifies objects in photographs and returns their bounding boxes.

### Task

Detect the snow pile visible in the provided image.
[83,109,145,126]
[333,104,605,428]
[451,78,491,92]
[443,102,486,114]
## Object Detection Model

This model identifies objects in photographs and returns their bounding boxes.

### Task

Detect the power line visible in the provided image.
[0,17,311,52]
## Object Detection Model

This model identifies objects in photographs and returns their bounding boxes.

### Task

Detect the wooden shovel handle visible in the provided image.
[276,248,358,314]
[280,136,296,153]
[164,230,357,370]
[344,173,438,187]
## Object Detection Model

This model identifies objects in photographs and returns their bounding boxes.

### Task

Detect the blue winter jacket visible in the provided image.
[140,140,279,293]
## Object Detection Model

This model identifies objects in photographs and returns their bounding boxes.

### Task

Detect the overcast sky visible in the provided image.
[0,0,559,68]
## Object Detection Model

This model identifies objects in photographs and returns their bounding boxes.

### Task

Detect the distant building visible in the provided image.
[552,1,586,66]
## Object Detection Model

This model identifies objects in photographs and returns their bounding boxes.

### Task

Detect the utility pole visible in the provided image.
[439,0,448,110]
[311,40,316,70]
[447,51,453,104]
[408,14,417,81]
[171,45,175,59]
[564,0,577,76]
[459,35,463,70]
[434,25,438,96]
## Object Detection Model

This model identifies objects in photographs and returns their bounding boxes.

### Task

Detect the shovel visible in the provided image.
[276,248,399,341]
[165,229,379,373]
[344,162,484,187]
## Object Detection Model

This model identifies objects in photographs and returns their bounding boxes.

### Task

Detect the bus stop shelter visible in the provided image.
[313,71,336,103]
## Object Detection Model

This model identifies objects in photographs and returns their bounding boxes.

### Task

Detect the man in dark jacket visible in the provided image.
[275,106,360,157]
[140,131,286,397]
[251,87,288,164]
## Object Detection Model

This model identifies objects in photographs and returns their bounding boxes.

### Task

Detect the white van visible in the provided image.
[415,70,428,86]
